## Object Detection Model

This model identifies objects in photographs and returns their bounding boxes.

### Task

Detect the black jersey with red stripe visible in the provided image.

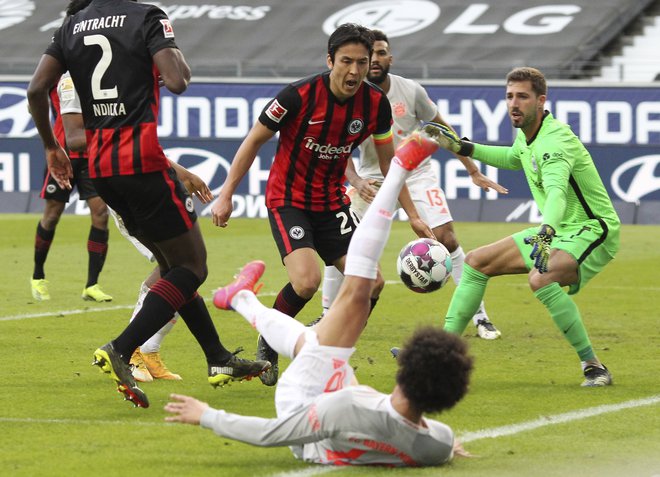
[259,71,392,212]
[49,82,84,160]
[44,0,177,178]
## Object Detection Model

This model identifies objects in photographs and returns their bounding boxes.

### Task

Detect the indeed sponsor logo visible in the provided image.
[303,137,352,160]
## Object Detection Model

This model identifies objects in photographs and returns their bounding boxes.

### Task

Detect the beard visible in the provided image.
[368,63,390,84]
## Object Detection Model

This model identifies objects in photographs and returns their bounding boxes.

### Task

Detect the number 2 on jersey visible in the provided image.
[83,34,118,100]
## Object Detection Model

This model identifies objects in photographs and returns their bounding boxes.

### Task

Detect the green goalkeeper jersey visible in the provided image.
[471,112,620,255]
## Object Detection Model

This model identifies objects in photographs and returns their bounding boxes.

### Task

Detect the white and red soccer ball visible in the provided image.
[396,238,452,293]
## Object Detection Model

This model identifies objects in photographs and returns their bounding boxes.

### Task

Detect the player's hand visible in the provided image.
[181,171,214,204]
[469,169,509,194]
[164,393,209,425]
[211,194,233,227]
[422,121,463,153]
[354,177,377,203]
[409,216,435,240]
[46,145,73,190]
[524,224,555,273]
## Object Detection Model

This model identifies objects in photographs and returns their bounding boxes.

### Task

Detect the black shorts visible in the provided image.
[40,157,98,202]
[268,205,360,265]
[92,168,197,242]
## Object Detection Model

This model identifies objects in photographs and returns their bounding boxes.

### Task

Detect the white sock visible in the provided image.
[321,265,344,313]
[232,290,306,359]
[141,315,177,353]
[344,161,409,279]
[450,246,489,325]
[129,281,150,322]
[130,281,177,351]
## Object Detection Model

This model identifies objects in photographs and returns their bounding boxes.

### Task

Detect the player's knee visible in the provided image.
[41,213,61,230]
[464,249,485,271]
[527,270,551,292]
[291,275,321,299]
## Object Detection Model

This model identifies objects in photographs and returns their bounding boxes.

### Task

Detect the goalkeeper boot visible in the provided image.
[208,347,271,388]
[82,284,113,302]
[581,364,612,387]
[256,335,279,386]
[213,260,265,310]
[31,278,51,301]
[393,129,440,171]
[129,348,153,383]
[93,342,149,408]
[476,318,502,340]
[142,350,182,380]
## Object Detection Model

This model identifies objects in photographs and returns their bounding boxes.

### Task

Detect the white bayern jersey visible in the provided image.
[359,74,438,181]
[200,385,455,467]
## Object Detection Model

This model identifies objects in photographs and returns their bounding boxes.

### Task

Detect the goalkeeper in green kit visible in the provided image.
[424,67,620,387]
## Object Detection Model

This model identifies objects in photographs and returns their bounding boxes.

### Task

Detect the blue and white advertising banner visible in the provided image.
[1,81,659,208]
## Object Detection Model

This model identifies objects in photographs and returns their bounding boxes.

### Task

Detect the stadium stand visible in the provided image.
[0,0,657,80]
[593,2,660,82]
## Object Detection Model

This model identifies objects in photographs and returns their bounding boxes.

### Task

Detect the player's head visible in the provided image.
[66,0,92,16]
[326,24,375,101]
[368,30,392,85]
[327,23,374,63]
[396,327,473,414]
[505,67,547,131]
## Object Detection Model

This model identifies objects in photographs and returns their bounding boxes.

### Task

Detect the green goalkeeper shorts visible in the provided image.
[512,221,619,295]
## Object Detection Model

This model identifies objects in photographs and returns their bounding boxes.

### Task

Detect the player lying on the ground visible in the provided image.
[165,129,474,466]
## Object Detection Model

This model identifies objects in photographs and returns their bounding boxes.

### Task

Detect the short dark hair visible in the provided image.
[327,23,374,62]
[506,67,547,97]
[396,327,473,414]
[371,29,389,44]
[66,0,92,16]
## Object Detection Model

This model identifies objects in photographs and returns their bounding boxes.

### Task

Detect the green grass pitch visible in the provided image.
[0,214,659,476]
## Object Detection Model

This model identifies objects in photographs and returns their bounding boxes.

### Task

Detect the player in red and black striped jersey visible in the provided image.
[212,24,433,387]
[28,0,269,408]
[31,71,112,303]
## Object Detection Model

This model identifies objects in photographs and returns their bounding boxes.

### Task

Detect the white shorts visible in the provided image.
[348,172,453,229]
[275,329,356,417]
[108,208,155,262]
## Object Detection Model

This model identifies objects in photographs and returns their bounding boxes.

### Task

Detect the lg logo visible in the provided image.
[324,2,580,37]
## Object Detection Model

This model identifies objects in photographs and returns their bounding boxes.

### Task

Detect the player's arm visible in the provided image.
[376,139,434,239]
[429,114,508,194]
[165,393,328,447]
[153,48,191,94]
[169,160,213,204]
[27,54,72,190]
[212,121,275,227]
[345,156,377,203]
[61,113,86,153]
[422,123,521,170]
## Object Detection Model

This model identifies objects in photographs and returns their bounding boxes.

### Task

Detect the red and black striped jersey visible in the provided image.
[44,0,176,178]
[49,78,84,160]
[260,71,393,211]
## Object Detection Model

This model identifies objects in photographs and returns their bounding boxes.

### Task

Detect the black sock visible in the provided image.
[33,222,55,280]
[273,282,311,318]
[113,266,200,362]
[178,293,232,364]
[86,226,109,287]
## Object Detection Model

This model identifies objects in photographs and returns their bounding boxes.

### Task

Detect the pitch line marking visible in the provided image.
[0,396,657,477]
[2,280,656,322]
[267,395,660,477]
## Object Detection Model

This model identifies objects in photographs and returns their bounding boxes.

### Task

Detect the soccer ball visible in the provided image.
[396,238,452,293]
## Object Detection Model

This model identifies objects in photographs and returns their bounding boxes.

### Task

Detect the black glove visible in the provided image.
[524,224,555,273]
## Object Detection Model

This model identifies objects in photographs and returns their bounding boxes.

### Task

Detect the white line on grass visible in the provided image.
[458,394,660,443]
[2,396,656,477]
[3,280,657,322]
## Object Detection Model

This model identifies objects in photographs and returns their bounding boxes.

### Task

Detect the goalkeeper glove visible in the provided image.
[523,224,555,273]
[421,122,474,156]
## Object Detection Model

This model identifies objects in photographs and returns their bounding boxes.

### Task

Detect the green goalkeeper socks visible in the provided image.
[535,282,595,361]
[444,263,489,335]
